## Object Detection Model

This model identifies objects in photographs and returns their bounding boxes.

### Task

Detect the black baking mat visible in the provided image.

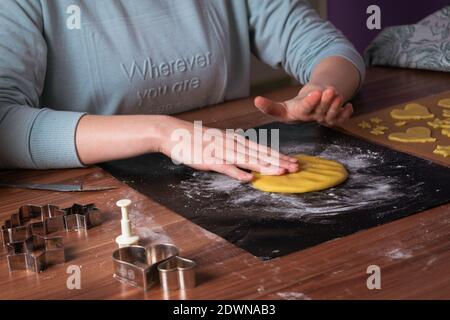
[101,122,450,259]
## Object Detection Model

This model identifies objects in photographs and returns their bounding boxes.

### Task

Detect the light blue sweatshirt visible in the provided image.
[0,0,365,169]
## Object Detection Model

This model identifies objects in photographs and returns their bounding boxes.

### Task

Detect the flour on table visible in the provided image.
[277,292,312,300]
[386,248,413,260]
[129,202,173,244]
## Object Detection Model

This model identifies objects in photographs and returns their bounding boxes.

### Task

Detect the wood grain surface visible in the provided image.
[0,67,449,300]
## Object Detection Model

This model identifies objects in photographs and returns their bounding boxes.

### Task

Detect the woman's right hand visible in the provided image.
[157,116,299,181]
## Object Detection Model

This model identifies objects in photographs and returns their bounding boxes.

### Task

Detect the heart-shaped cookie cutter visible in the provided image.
[158,256,196,291]
[112,244,179,291]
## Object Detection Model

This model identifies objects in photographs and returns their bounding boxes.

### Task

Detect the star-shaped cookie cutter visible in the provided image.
[1,203,101,246]
[112,244,196,291]
[6,234,65,272]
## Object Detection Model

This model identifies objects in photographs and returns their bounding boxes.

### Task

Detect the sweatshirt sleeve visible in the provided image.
[247,0,366,89]
[0,0,86,169]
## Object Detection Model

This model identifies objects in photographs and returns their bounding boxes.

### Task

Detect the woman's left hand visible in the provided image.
[254,84,353,127]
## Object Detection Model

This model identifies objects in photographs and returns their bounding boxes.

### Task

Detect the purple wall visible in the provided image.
[327,0,450,53]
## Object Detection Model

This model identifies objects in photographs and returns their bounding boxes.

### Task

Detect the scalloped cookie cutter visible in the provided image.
[112,244,196,291]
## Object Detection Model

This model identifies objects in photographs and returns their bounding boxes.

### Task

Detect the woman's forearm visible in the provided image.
[75,114,169,165]
[75,114,298,180]
[306,56,361,101]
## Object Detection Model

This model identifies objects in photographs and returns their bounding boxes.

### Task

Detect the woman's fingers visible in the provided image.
[257,87,350,126]
[197,126,301,181]
[256,91,324,123]
[211,146,288,178]
[220,138,295,175]
[231,134,298,171]
[324,95,344,125]
[336,103,354,125]
[287,90,322,120]
[202,132,296,177]
[314,88,336,122]
[233,153,287,175]
[210,163,254,182]
[254,96,288,119]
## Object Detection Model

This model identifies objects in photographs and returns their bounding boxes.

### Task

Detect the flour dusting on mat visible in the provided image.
[178,143,413,220]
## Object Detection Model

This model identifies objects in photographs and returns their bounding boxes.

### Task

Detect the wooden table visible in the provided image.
[0,67,449,300]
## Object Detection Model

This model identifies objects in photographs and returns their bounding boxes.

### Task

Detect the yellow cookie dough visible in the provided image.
[390,103,434,120]
[370,130,385,135]
[252,154,348,194]
[358,121,371,129]
[441,120,450,129]
[370,117,382,124]
[443,110,450,118]
[428,118,450,129]
[438,98,450,109]
[370,125,388,136]
[443,128,450,138]
[395,121,407,127]
[374,125,388,131]
[388,127,436,143]
[433,145,450,158]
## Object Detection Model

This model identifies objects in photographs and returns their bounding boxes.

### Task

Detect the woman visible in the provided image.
[0,0,365,181]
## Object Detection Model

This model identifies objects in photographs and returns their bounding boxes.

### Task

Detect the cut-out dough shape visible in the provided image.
[428,118,450,129]
[443,128,450,138]
[433,145,450,158]
[428,119,440,128]
[438,98,450,109]
[358,121,371,129]
[390,103,434,120]
[388,127,436,143]
[252,154,348,194]
[395,121,407,127]
[440,120,450,129]
[370,130,385,136]
[370,125,388,135]
[443,110,450,118]
[370,117,382,124]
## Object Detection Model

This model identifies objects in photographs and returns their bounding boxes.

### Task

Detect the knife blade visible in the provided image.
[0,182,118,192]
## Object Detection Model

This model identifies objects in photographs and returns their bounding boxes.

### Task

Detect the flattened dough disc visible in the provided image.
[251,154,348,194]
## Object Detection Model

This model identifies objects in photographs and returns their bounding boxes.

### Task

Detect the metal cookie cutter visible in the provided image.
[63,203,102,231]
[1,203,101,246]
[158,256,196,291]
[2,205,66,245]
[112,244,179,291]
[6,234,65,272]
